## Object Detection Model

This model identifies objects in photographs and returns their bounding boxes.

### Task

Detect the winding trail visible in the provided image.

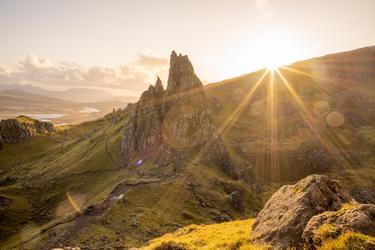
[10,177,173,249]
[45,178,169,248]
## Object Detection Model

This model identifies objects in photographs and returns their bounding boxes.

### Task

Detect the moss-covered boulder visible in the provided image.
[303,203,375,248]
[0,115,54,144]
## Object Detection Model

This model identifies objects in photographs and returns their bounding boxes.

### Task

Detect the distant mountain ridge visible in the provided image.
[0,89,127,124]
[0,84,138,103]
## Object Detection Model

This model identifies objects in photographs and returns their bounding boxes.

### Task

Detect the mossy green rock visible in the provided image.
[0,115,53,144]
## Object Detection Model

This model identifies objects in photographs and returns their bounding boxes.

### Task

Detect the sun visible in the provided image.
[242,32,310,72]
[267,62,280,70]
[262,45,289,70]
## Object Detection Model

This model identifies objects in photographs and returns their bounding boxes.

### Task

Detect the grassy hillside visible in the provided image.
[206,46,375,195]
[0,46,374,249]
[0,114,130,248]
[142,219,269,250]
[0,106,262,249]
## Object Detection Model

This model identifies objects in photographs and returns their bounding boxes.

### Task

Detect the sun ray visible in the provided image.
[275,69,355,167]
[280,65,330,83]
[191,69,269,163]
[217,69,269,136]
[268,70,279,181]
[279,66,361,167]
[279,66,335,95]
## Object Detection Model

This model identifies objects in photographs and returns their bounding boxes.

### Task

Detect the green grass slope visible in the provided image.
[0,114,133,248]
[0,46,374,249]
[0,107,262,249]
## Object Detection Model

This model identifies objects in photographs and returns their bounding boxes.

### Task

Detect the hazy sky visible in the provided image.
[0,0,374,96]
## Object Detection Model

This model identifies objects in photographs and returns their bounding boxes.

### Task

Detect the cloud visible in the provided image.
[134,53,169,68]
[256,0,273,16]
[0,53,169,94]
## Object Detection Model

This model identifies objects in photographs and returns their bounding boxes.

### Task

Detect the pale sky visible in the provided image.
[0,0,374,96]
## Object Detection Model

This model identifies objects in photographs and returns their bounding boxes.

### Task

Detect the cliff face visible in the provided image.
[0,115,54,144]
[121,51,236,177]
[122,77,170,164]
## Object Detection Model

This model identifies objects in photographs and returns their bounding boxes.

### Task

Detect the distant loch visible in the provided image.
[79,107,100,114]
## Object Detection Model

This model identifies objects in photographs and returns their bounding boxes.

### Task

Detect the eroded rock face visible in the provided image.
[0,116,54,144]
[252,175,353,249]
[303,203,375,247]
[121,51,236,177]
[166,51,201,93]
[121,77,170,164]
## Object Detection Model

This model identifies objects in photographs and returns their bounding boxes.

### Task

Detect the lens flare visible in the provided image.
[326,111,345,127]
[66,192,83,214]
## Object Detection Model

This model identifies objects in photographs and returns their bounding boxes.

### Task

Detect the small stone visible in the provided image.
[229,190,244,211]
[132,216,140,227]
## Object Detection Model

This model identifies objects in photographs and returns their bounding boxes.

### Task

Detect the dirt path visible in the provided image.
[46,178,167,248]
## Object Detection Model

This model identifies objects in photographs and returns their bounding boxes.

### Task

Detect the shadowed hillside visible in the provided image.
[206,46,375,199]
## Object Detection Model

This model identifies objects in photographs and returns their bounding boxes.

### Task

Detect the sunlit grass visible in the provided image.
[319,231,375,250]
[142,219,270,250]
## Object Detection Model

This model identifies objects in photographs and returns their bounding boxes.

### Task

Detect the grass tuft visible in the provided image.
[319,231,375,250]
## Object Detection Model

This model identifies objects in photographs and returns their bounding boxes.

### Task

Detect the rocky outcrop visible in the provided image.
[122,77,170,164]
[252,175,353,249]
[0,116,54,144]
[105,108,127,124]
[229,190,244,211]
[166,51,201,93]
[121,51,236,177]
[303,203,375,247]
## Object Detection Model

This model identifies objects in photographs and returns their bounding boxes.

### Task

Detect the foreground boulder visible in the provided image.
[252,175,353,248]
[0,115,54,144]
[303,203,375,247]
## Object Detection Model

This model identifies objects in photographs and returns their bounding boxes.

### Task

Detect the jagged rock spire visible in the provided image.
[139,76,165,102]
[121,50,236,178]
[155,76,164,93]
[167,51,202,93]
